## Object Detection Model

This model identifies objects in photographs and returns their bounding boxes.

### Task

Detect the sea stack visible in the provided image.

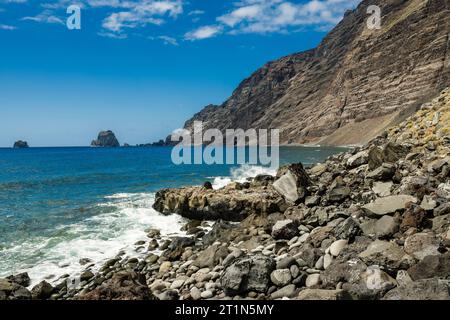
[13,140,29,148]
[91,130,120,147]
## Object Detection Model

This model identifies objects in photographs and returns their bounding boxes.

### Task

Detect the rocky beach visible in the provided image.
[1,86,449,301]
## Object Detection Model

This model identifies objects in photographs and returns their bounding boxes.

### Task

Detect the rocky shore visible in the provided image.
[1,88,449,300]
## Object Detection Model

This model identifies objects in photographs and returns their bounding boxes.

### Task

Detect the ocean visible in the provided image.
[0,146,345,286]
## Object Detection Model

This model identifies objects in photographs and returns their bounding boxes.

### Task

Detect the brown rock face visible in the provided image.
[181,0,450,146]
[152,183,285,221]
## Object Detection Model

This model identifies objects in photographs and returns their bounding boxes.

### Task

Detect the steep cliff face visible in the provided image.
[182,0,450,146]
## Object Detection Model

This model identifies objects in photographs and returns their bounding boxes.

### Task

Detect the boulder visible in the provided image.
[80,270,95,282]
[6,273,30,287]
[329,239,348,257]
[271,284,297,299]
[273,163,311,203]
[400,203,427,232]
[163,237,195,261]
[368,146,384,170]
[359,240,410,271]
[362,195,417,216]
[404,233,440,260]
[347,151,369,168]
[77,271,152,300]
[193,245,230,268]
[333,217,361,240]
[271,219,299,240]
[383,143,410,163]
[361,216,399,238]
[361,266,397,293]
[298,289,350,300]
[328,186,351,203]
[270,269,292,287]
[309,164,327,176]
[91,130,120,147]
[420,195,437,211]
[153,185,284,221]
[366,163,395,181]
[407,253,450,280]
[31,281,54,300]
[220,254,275,295]
[382,278,450,300]
[372,181,392,197]
[305,274,321,287]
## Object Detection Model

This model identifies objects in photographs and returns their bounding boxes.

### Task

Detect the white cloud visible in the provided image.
[184,25,222,41]
[98,31,128,39]
[101,0,183,33]
[1,0,28,3]
[158,35,178,45]
[185,0,362,39]
[0,23,17,30]
[188,9,204,16]
[21,9,65,25]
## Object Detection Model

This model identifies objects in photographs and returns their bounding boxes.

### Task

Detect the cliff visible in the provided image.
[181,0,450,146]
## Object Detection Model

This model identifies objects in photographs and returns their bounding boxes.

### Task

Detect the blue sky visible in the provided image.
[0,0,361,147]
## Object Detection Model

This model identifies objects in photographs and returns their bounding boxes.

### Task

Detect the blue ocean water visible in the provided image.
[0,146,344,285]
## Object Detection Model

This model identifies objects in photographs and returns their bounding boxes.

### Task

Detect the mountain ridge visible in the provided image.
[174,0,450,146]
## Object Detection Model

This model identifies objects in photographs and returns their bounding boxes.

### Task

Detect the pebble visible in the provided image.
[305,274,321,287]
[270,284,296,299]
[323,253,333,270]
[201,290,213,299]
[288,237,299,245]
[170,279,185,289]
[290,264,300,279]
[276,257,296,269]
[270,269,292,287]
[315,256,324,270]
[329,239,348,257]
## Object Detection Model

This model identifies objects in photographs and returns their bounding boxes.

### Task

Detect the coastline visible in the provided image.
[1,88,449,300]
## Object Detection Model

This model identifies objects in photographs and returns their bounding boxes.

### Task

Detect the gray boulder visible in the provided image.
[31,280,54,300]
[362,195,417,216]
[407,253,450,280]
[220,254,275,295]
[273,163,311,204]
[271,219,299,240]
[382,278,450,300]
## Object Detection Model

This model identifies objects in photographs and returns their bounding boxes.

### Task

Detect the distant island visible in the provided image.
[91,130,120,147]
[13,140,29,148]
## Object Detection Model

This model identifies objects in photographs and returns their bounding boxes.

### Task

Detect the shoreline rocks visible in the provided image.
[2,87,449,301]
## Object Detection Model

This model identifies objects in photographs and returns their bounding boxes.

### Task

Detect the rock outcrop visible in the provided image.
[91,130,120,147]
[13,140,29,148]
[177,0,450,146]
[153,182,286,221]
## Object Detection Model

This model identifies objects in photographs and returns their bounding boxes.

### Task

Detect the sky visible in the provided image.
[0,0,362,147]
